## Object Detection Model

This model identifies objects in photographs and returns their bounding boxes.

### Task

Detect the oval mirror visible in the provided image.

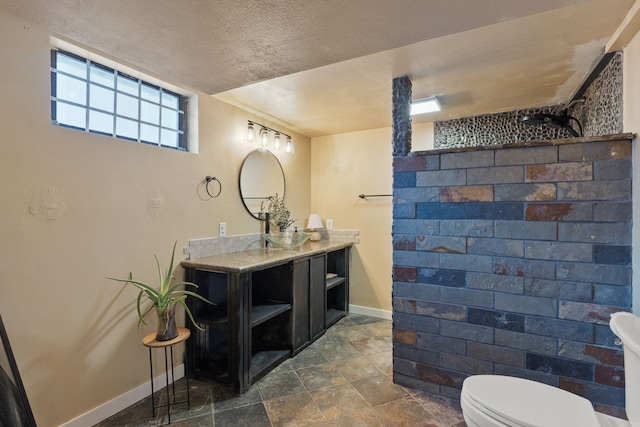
[239,149,286,219]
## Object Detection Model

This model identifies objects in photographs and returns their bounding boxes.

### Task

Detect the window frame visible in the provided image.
[50,49,188,151]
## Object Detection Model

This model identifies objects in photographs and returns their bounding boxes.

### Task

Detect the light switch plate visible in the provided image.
[219,222,227,237]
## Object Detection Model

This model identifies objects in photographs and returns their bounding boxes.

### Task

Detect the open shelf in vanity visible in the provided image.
[326,249,349,327]
[248,262,293,382]
[183,242,351,393]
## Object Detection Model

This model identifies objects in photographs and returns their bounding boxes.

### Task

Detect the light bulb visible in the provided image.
[274,132,281,150]
[247,122,255,143]
[260,128,269,147]
[285,137,293,153]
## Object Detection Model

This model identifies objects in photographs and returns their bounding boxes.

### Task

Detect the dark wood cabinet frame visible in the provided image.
[185,247,350,393]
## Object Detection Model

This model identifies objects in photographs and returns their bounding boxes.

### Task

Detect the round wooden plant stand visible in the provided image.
[142,328,191,424]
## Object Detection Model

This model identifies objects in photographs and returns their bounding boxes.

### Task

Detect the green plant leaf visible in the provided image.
[106,240,215,331]
[168,241,177,277]
[136,290,148,325]
[177,289,215,305]
[155,254,163,294]
[107,277,163,300]
[177,298,204,331]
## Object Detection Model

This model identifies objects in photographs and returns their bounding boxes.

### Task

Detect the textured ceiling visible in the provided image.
[0,0,635,137]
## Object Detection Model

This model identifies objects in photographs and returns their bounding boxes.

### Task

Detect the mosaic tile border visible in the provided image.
[434,52,622,149]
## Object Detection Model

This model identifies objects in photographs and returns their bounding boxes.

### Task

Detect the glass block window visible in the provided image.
[50,50,188,151]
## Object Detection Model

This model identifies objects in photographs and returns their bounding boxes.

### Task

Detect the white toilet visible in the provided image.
[461,311,640,427]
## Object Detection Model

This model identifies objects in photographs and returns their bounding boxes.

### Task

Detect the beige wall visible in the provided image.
[624,27,640,314]
[412,122,435,152]
[311,128,393,312]
[0,10,311,426]
[310,123,434,314]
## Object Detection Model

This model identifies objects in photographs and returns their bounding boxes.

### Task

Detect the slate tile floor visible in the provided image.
[96,314,465,426]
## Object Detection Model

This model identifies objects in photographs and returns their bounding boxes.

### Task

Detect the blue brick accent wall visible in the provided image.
[391,135,632,417]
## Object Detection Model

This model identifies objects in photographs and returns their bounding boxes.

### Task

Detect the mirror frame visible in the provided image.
[238,149,286,220]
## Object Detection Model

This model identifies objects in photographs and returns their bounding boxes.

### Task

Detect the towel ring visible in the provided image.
[205,176,222,198]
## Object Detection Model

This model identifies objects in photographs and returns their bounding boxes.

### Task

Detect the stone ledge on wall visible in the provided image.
[409,133,634,157]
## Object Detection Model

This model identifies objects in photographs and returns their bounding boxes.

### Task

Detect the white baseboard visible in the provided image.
[60,307,389,426]
[349,304,392,320]
[59,364,184,427]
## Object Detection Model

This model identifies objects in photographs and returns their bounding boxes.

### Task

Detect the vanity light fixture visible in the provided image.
[247,122,256,143]
[410,96,441,115]
[259,127,269,147]
[273,132,282,150]
[247,120,294,154]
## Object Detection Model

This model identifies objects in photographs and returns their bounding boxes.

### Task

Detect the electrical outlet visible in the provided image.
[219,222,227,237]
[326,219,333,229]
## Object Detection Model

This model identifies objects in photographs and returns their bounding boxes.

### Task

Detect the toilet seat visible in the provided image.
[462,375,601,427]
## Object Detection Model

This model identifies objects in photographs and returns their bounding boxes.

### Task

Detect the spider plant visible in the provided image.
[107,241,212,337]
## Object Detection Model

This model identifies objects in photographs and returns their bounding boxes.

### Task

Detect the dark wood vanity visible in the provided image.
[181,241,350,393]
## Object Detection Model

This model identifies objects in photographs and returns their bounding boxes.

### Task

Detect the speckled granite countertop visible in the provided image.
[181,240,352,273]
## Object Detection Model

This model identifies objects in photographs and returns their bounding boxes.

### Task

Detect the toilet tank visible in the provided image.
[610,312,640,423]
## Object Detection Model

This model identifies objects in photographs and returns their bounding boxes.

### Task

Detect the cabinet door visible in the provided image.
[309,254,326,340]
[292,258,310,353]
